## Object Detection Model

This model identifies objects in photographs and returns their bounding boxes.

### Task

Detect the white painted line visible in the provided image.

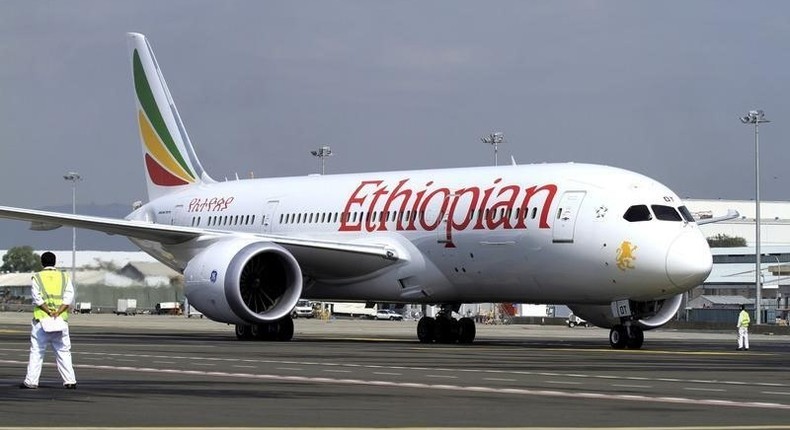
[153,361,175,364]
[191,363,216,367]
[612,384,652,389]
[277,367,303,371]
[232,365,256,369]
[323,369,352,373]
[425,375,458,379]
[762,391,790,396]
[0,358,780,411]
[484,377,516,382]
[545,380,582,385]
[373,372,402,376]
[684,387,726,393]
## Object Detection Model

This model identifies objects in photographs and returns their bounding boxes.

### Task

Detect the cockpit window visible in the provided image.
[623,205,652,222]
[677,206,695,223]
[651,205,683,221]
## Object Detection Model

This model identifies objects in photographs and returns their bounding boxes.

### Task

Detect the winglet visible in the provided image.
[696,209,740,225]
[127,33,214,201]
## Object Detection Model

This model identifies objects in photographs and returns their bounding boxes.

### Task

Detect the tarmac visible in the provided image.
[2,312,790,429]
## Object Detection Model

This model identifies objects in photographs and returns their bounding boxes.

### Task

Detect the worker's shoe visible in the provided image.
[64,383,77,389]
[736,347,744,351]
[19,383,37,389]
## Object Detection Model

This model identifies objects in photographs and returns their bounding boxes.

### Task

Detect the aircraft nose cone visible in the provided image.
[666,232,713,289]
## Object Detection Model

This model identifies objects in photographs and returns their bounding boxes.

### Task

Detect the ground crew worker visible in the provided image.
[737,304,751,351]
[20,252,77,389]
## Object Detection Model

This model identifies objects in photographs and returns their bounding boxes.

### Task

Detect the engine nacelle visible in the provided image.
[568,294,683,330]
[183,239,303,325]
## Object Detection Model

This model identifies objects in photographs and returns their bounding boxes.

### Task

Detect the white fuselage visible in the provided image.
[128,162,712,306]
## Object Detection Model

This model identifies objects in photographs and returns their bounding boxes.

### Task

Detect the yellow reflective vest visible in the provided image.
[737,310,750,328]
[32,269,70,322]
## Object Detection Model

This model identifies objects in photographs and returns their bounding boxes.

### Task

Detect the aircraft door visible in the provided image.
[261,200,279,233]
[552,191,586,243]
[170,204,184,225]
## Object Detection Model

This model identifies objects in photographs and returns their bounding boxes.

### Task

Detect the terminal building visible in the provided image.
[686,199,790,323]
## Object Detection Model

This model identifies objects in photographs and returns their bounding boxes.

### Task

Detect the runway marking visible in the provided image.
[613,384,653,389]
[545,380,582,385]
[233,365,256,369]
[373,372,402,376]
[153,361,175,364]
[191,363,216,367]
[425,374,458,379]
[2,358,778,411]
[684,387,727,393]
[2,348,789,391]
[323,369,352,373]
[484,377,516,382]
[762,391,790,396]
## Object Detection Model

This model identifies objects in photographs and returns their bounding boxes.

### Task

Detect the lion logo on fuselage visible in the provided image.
[616,241,637,271]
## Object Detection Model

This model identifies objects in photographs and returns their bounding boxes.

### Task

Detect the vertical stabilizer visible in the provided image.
[127,32,215,201]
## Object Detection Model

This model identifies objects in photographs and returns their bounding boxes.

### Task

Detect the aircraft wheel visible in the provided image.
[417,317,436,343]
[276,316,294,341]
[435,317,460,344]
[626,326,644,349]
[251,323,272,341]
[235,324,253,341]
[458,317,476,344]
[609,325,628,349]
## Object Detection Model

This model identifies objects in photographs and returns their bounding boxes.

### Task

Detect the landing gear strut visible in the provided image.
[609,324,643,349]
[416,304,476,344]
[235,315,294,341]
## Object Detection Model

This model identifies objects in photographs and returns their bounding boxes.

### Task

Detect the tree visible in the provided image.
[1,246,43,272]
[706,234,747,248]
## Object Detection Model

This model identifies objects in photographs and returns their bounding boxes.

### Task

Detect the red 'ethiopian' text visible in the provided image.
[338,178,557,247]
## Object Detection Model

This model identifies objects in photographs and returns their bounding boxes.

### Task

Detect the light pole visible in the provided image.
[310,145,333,175]
[481,132,505,166]
[63,171,81,283]
[740,109,769,324]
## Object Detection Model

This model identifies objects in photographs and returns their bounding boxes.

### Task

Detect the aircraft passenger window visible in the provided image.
[652,205,683,221]
[678,206,695,223]
[234,215,239,225]
[252,215,256,225]
[198,216,201,226]
[623,205,652,222]
[531,207,537,219]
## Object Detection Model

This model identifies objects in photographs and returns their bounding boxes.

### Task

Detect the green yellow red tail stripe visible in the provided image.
[132,49,196,186]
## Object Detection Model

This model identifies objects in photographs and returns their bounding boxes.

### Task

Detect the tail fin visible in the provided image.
[127,33,214,201]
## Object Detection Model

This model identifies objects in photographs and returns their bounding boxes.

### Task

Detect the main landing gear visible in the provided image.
[608,324,644,349]
[235,315,294,341]
[417,304,476,344]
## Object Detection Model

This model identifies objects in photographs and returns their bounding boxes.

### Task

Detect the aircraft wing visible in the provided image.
[696,209,740,225]
[0,205,401,278]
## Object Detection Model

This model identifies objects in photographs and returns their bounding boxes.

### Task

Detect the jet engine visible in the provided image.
[183,239,303,325]
[568,294,683,330]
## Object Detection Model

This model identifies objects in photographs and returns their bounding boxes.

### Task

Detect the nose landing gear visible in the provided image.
[609,324,644,349]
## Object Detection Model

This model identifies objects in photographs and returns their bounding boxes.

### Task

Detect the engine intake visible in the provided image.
[184,239,303,325]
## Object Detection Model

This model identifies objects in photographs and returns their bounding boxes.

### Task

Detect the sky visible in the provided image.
[1,1,789,210]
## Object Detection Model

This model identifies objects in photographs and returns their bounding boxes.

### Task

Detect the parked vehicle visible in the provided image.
[375,309,404,321]
[156,301,181,315]
[291,299,315,318]
[328,302,377,318]
[116,299,137,316]
[75,302,92,314]
[566,313,590,328]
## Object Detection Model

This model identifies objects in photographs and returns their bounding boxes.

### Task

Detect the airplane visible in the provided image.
[0,33,729,349]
